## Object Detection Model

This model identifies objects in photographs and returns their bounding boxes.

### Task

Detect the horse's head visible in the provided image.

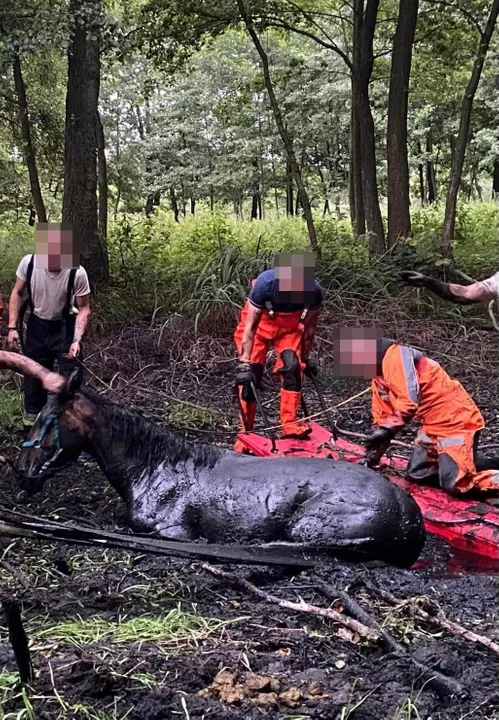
[15,368,95,495]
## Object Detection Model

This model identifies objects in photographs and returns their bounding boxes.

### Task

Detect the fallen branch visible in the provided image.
[314,579,462,697]
[333,425,413,449]
[0,560,30,590]
[200,563,380,643]
[363,580,499,656]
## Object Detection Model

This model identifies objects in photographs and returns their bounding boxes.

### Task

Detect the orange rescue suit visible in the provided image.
[372,343,499,493]
[233,291,311,446]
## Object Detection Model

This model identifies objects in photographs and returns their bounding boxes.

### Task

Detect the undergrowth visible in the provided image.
[0,202,496,328]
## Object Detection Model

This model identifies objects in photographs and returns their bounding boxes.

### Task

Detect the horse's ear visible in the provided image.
[65,368,82,396]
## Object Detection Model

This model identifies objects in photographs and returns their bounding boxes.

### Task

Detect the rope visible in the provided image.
[240,387,371,433]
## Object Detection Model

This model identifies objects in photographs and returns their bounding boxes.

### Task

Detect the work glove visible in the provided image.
[304,358,318,378]
[363,427,398,468]
[235,361,257,388]
[398,271,430,288]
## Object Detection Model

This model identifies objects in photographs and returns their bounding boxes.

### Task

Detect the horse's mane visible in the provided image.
[80,389,223,471]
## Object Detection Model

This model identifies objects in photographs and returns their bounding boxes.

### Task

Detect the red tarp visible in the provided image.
[236,422,499,560]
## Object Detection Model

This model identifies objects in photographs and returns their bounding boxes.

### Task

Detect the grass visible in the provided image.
[32,604,241,652]
[0,390,24,431]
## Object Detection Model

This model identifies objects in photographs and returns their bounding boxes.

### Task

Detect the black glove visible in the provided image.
[364,427,398,467]
[398,271,430,288]
[235,361,257,387]
[304,359,318,378]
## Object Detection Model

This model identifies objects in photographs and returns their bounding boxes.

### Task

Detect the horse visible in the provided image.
[15,372,426,568]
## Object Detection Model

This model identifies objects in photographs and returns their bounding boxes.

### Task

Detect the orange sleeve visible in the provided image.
[380,345,420,427]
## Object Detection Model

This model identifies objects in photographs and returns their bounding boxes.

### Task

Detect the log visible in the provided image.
[315,579,463,697]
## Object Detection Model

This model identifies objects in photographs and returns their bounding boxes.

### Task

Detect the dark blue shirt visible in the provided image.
[248,269,323,313]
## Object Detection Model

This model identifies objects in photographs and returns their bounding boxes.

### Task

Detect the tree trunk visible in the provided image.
[441,0,499,253]
[350,83,366,236]
[493,157,499,195]
[191,197,196,215]
[350,10,366,238]
[418,163,425,205]
[237,0,319,254]
[170,188,179,222]
[62,0,108,287]
[426,133,437,203]
[386,0,419,248]
[355,0,385,252]
[96,111,109,276]
[12,55,47,224]
[286,160,294,216]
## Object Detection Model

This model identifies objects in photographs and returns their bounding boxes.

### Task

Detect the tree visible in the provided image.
[236,0,318,252]
[62,0,109,286]
[386,0,419,247]
[12,54,47,223]
[441,0,499,253]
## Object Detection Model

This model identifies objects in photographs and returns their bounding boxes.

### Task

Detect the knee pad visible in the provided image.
[406,445,437,481]
[438,453,460,493]
[241,363,264,402]
[279,350,301,391]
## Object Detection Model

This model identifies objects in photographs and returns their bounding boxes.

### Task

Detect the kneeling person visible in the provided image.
[234,252,322,452]
[335,327,499,494]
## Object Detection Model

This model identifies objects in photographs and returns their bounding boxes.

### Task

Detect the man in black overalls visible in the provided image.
[7,223,91,432]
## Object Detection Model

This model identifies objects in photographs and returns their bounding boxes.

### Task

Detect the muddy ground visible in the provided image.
[0,302,498,719]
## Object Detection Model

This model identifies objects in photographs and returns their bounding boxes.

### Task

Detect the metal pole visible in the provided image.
[250,380,278,453]
[308,374,338,440]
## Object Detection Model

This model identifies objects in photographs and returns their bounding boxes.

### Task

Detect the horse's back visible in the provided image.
[212,453,425,567]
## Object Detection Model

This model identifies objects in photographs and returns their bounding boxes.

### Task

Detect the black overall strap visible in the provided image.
[64,268,77,317]
[26,254,35,311]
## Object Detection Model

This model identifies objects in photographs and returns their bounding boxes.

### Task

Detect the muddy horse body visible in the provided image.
[16,383,425,567]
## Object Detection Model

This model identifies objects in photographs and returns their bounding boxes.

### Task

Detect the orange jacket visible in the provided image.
[372,342,484,436]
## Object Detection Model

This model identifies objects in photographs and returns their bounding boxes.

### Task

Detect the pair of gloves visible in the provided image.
[235,359,318,388]
[360,426,399,468]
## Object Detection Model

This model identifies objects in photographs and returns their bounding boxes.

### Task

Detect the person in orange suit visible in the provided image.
[234,252,322,453]
[335,327,499,494]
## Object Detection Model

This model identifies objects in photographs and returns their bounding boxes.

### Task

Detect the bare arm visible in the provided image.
[302,308,320,360]
[239,304,262,362]
[68,294,91,358]
[7,277,27,349]
[399,271,497,305]
[73,294,91,342]
[8,277,26,327]
[0,350,65,392]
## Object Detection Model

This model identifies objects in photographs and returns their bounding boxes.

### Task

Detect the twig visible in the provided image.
[314,579,463,697]
[363,580,499,656]
[200,563,380,643]
[0,560,30,590]
[333,424,413,449]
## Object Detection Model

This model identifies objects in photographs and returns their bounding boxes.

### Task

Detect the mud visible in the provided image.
[0,455,496,719]
[0,310,497,719]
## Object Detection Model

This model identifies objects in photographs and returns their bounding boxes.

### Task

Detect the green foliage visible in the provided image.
[0,390,24,430]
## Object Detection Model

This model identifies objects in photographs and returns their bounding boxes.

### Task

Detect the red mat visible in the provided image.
[236,422,499,560]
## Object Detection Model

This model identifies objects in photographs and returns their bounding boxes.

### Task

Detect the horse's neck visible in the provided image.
[84,402,210,500]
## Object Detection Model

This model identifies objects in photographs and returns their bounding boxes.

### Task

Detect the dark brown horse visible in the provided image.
[15,372,425,567]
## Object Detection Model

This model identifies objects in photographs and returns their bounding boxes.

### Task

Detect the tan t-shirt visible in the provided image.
[16,254,91,321]
[480,272,499,299]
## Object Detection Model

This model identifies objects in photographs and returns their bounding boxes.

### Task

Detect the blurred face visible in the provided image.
[35,223,79,272]
[275,252,316,300]
[334,327,381,379]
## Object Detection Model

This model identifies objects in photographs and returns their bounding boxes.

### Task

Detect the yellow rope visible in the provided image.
[242,386,371,433]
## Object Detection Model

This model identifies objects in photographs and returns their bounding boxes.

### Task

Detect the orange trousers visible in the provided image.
[233,302,310,446]
[373,348,499,493]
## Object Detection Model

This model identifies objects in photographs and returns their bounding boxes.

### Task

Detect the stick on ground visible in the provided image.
[2,600,33,683]
[314,579,463,697]
[200,563,380,643]
[363,580,499,656]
